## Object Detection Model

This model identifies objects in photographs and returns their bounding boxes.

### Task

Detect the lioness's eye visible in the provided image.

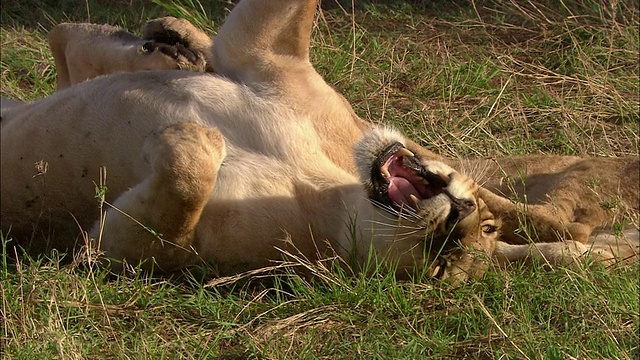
[482,224,497,234]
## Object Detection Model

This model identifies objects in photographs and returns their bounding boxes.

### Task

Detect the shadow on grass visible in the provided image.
[0,0,479,32]
[0,0,230,31]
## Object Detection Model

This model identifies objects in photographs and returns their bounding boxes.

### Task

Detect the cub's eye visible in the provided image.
[481,223,497,234]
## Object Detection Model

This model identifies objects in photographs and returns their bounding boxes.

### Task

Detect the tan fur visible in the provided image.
[48,21,207,89]
[1,97,24,119]
[2,0,637,281]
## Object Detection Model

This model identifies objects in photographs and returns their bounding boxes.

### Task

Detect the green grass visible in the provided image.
[3,237,638,358]
[1,0,638,358]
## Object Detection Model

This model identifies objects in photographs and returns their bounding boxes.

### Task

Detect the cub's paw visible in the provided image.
[564,222,592,243]
[142,16,214,71]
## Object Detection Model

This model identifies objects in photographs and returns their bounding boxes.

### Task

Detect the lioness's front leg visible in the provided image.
[93,122,225,271]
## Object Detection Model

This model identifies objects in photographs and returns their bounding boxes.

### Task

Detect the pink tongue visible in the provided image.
[388,177,420,206]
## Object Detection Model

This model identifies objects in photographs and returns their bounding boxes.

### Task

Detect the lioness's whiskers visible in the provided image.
[375,229,421,238]
[365,219,423,231]
[368,201,413,221]
[367,199,422,222]
[370,211,414,225]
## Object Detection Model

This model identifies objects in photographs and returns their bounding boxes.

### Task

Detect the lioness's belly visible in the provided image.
[0,70,342,249]
[188,146,359,273]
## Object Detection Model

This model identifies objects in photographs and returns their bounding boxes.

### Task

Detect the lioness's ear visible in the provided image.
[213,0,318,81]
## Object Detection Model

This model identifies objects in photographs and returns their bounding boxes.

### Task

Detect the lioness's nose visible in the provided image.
[445,191,476,220]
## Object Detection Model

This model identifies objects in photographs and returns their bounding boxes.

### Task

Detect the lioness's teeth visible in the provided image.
[409,194,420,207]
[381,166,391,178]
[436,171,450,185]
[396,148,414,157]
[430,265,441,278]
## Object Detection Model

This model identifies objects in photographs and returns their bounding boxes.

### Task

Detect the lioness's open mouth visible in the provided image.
[370,142,449,210]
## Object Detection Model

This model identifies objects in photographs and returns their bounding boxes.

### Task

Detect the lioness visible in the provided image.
[1,0,637,281]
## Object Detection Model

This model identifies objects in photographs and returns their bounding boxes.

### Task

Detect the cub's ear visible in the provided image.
[213,0,319,81]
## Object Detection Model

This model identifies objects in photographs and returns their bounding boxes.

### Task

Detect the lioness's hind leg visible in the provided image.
[48,22,208,89]
[93,122,225,271]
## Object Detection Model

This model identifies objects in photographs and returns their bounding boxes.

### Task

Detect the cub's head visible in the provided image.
[354,127,499,280]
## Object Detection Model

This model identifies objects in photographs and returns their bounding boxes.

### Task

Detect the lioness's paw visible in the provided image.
[141,41,206,71]
[142,16,214,71]
[143,122,226,186]
[142,17,203,47]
